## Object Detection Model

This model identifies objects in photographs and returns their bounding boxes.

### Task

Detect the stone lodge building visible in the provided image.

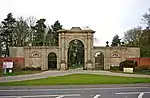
[10,27,140,70]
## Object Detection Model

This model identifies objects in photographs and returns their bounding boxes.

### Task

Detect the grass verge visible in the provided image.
[110,66,150,75]
[134,69,150,75]
[110,69,150,75]
[0,74,150,86]
[0,70,43,77]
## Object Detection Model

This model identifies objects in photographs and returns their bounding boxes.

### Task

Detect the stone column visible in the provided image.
[44,47,48,70]
[41,46,47,70]
[58,33,61,70]
[84,48,87,69]
[60,33,66,70]
[86,33,93,69]
[24,47,30,68]
[91,34,95,68]
[61,34,65,60]
[104,47,111,70]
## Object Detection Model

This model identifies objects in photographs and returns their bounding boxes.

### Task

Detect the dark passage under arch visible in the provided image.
[95,52,104,70]
[48,52,57,69]
[67,39,85,69]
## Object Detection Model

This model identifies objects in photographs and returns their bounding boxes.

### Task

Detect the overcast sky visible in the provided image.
[0,0,150,46]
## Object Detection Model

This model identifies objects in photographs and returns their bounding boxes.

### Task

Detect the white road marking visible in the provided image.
[0,94,80,98]
[0,87,149,92]
[138,93,144,98]
[115,92,150,95]
[55,95,64,98]
[93,94,100,98]
[58,94,80,97]
[115,92,141,94]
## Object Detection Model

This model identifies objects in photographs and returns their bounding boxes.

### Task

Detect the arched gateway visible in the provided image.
[58,27,95,70]
[67,40,85,69]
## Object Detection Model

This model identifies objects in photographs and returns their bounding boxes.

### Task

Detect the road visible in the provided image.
[0,84,150,98]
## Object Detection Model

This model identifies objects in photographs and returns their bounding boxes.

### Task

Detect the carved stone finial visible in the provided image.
[106,41,109,47]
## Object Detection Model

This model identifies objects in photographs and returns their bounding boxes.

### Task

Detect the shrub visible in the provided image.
[22,67,41,71]
[110,66,120,71]
[119,60,137,71]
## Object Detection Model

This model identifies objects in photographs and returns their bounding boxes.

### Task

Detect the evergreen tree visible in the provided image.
[51,20,62,46]
[1,13,16,56]
[111,34,121,46]
[140,28,150,57]
[45,27,54,46]
[32,19,46,46]
[0,24,3,57]
[140,8,150,57]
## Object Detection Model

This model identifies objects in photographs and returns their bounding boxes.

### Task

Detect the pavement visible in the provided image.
[0,68,150,82]
[0,84,150,98]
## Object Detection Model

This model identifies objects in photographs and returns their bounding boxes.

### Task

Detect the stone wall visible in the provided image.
[9,47,24,57]
[10,46,59,70]
[93,46,140,70]
[10,46,140,70]
[24,46,59,70]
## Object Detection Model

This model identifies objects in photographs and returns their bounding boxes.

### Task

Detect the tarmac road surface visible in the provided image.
[0,84,150,98]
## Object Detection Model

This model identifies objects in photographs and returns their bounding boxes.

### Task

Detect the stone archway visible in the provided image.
[58,27,95,70]
[48,52,57,70]
[95,52,104,69]
[67,39,85,69]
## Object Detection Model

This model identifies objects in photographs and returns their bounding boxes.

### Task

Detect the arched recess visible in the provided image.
[66,37,87,49]
[67,39,85,69]
[48,52,57,69]
[95,52,104,69]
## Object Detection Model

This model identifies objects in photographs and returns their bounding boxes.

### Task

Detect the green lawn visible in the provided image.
[0,74,150,86]
[0,70,43,77]
[110,66,150,75]
[134,69,150,75]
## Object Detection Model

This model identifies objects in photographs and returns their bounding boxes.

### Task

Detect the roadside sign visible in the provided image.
[2,61,13,74]
[3,62,13,68]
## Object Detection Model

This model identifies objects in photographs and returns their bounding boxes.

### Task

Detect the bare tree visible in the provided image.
[142,8,150,27]
[124,26,142,46]
[26,16,37,27]
[26,16,37,46]
[14,16,29,46]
